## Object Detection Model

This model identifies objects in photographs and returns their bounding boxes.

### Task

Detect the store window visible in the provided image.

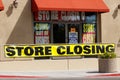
[82,12,97,43]
[33,11,98,59]
[85,12,96,23]
[53,24,65,43]
[34,22,50,44]
[34,12,97,44]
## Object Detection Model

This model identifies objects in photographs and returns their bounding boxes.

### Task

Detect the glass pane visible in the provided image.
[53,24,65,43]
[85,12,97,23]
[68,24,79,43]
[34,23,50,44]
[82,23,96,43]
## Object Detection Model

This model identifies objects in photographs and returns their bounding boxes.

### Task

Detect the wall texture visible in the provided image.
[0,0,33,60]
[0,0,120,61]
[101,0,120,57]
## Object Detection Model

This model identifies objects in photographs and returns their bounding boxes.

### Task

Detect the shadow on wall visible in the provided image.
[117,38,120,47]
[112,5,120,19]
[6,4,13,17]
[6,0,34,44]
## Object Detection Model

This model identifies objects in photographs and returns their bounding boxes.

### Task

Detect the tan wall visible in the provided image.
[101,0,120,57]
[0,0,120,61]
[0,0,33,61]
[0,0,120,72]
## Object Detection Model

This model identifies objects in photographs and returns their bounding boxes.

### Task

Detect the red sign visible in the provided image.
[38,11,50,21]
[36,11,80,21]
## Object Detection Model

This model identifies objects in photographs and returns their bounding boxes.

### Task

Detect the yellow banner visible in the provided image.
[4,44,115,58]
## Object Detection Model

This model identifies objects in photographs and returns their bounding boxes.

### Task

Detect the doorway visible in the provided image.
[52,23,80,43]
[53,23,65,43]
[52,23,83,59]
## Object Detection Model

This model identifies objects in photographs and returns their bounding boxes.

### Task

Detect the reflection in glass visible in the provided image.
[85,13,96,23]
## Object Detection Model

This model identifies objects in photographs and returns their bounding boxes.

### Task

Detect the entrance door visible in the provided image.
[53,23,65,43]
[52,23,80,43]
[52,23,82,59]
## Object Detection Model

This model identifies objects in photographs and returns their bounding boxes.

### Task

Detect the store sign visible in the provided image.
[60,11,80,21]
[38,11,80,21]
[5,44,114,57]
[51,11,59,20]
[82,34,95,43]
[83,24,95,33]
[69,32,78,43]
[38,11,50,21]
[34,23,50,44]
[82,24,96,43]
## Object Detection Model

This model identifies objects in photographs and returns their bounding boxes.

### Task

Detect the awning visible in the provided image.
[32,0,109,12]
[0,0,4,11]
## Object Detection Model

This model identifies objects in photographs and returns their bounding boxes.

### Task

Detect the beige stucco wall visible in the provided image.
[0,0,120,61]
[101,0,120,57]
[0,0,120,72]
[0,0,33,61]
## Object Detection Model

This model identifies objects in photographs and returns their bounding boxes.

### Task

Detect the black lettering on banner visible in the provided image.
[35,47,44,55]
[67,46,73,54]
[57,46,65,55]
[6,47,15,56]
[92,46,95,53]
[45,46,52,55]
[96,45,104,53]
[83,45,91,54]
[106,45,114,52]
[74,46,82,54]
[16,47,24,56]
[24,47,34,56]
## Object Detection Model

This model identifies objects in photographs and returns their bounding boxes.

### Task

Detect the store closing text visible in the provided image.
[4,44,115,57]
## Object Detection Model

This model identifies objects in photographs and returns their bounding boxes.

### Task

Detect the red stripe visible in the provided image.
[95,73,120,77]
[87,73,120,78]
[0,75,47,79]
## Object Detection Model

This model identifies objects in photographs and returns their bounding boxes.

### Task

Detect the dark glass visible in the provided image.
[53,24,65,43]
[85,12,96,23]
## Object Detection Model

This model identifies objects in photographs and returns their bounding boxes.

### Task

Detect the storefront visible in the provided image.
[0,0,4,11]
[0,0,120,71]
[1,0,120,60]
[29,0,109,59]
[32,0,109,44]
